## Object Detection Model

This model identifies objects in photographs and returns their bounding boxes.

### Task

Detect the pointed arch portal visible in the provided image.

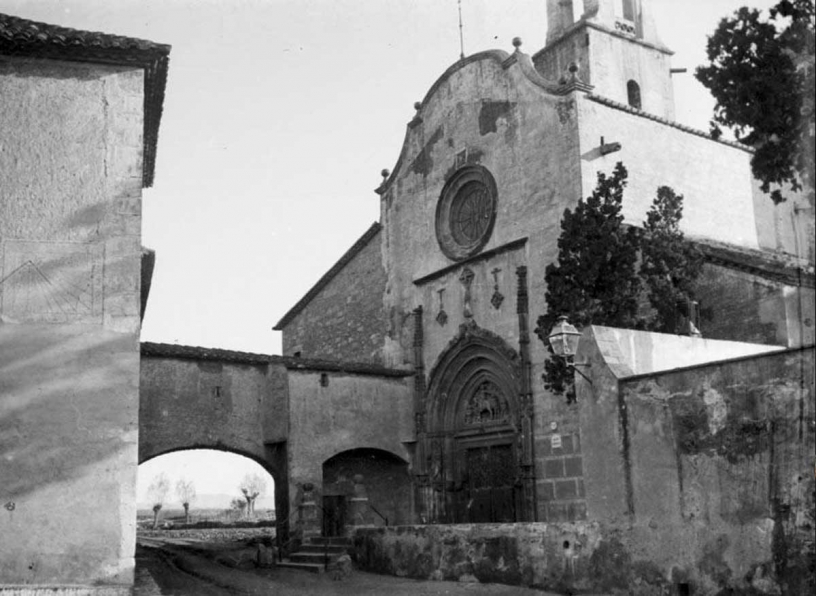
[420,324,535,523]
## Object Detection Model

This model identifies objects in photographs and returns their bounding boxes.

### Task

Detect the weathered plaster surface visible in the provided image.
[578,326,815,594]
[139,357,288,464]
[0,57,144,592]
[286,371,412,516]
[282,228,388,364]
[576,96,759,249]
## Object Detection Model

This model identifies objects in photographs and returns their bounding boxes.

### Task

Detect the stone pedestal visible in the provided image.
[299,482,321,541]
[347,474,378,528]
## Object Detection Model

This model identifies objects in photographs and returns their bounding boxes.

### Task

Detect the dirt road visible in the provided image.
[135,541,564,596]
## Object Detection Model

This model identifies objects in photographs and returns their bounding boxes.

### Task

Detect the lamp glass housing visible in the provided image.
[548,316,581,357]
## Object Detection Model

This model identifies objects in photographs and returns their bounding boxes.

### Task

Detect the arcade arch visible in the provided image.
[138,445,289,543]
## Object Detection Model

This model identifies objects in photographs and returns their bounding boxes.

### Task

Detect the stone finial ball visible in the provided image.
[512,37,522,49]
[381,169,390,178]
[302,482,314,491]
[414,101,422,110]
[353,474,364,483]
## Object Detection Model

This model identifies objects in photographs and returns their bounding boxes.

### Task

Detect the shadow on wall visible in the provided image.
[0,323,137,501]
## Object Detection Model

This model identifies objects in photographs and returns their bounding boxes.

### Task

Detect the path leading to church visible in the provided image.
[135,543,564,596]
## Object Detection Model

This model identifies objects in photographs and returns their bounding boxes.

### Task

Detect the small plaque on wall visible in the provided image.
[551,434,562,449]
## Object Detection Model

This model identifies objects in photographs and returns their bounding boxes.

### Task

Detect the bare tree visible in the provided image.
[147,473,170,530]
[239,472,266,518]
[229,497,247,521]
[175,478,196,525]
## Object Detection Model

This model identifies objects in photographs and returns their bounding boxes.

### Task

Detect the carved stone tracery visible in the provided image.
[463,380,510,426]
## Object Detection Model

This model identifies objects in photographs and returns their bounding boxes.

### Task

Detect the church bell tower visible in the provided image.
[534,0,676,120]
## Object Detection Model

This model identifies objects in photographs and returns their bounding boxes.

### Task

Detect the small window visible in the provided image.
[627,80,641,109]
[614,0,636,21]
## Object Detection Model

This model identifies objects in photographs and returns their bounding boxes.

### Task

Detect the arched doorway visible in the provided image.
[321,448,410,536]
[422,324,534,523]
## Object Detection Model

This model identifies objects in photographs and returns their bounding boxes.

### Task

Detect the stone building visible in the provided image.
[276,0,813,522]
[1,2,814,594]
[0,13,169,594]
[272,0,815,591]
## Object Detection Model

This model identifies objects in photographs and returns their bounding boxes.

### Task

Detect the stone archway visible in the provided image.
[139,444,289,547]
[420,323,535,523]
[321,448,411,536]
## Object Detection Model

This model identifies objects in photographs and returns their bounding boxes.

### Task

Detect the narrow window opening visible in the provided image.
[622,0,636,21]
[571,0,582,24]
[627,80,641,109]
[320,373,329,387]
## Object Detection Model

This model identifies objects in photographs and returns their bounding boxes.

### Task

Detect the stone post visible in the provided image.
[299,482,321,542]
[347,474,377,529]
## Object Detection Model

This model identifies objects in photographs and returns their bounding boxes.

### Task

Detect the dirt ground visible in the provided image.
[135,540,568,596]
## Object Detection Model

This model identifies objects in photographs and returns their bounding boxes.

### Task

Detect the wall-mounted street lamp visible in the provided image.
[547,316,592,384]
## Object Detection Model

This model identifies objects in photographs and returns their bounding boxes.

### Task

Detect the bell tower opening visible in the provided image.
[537,0,675,120]
[627,79,642,109]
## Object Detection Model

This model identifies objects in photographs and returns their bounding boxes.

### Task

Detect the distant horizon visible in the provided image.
[136,449,276,505]
[136,491,276,509]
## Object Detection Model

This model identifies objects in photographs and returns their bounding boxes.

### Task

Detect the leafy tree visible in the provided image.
[147,473,170,530]
[175,478,197,525]
[534,163,641,400]
[534,163,703,399]
[640,186,705,333]
[695,0,815,204]
[239,473,267,518]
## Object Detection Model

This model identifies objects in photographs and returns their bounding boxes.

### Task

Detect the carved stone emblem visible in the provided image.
[490,267,503,309]
[491,290,504,310]
[464,380,510,425]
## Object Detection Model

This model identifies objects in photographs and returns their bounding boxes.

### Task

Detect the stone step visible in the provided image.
[289,551,338,564]
[308,536,351,547]
[298,544,348,555]
[278,558,325,573]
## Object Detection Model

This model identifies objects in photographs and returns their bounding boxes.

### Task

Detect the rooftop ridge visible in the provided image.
[273,222,382,330]
[141,341,413,378]
[585,93,753,153]
[0,12,171,188]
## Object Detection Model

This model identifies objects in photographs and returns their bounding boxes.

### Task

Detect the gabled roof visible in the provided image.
[0,13,171,188]
[693,238,815,288]
[273,222,382,330]
[140,341,413,378]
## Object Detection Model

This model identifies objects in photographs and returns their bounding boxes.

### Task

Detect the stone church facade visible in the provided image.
[276,0,814,530]
[2,1,814,594]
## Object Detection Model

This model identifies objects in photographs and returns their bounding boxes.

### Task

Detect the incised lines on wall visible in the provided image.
[0,240,104,324]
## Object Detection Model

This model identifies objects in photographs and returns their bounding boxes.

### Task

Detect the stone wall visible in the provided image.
[286,370,413,527]
[139,356,289,465]
[0,57,145,591]
[351,521,637,594]
[280,225,388,364]
[577,95,759,249]
[695,262,815,347]
[139,352,290,537]
[579,326,815,594]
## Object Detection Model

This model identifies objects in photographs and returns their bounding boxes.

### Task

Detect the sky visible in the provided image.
[135,448,274,506]
[0,0,780,504]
